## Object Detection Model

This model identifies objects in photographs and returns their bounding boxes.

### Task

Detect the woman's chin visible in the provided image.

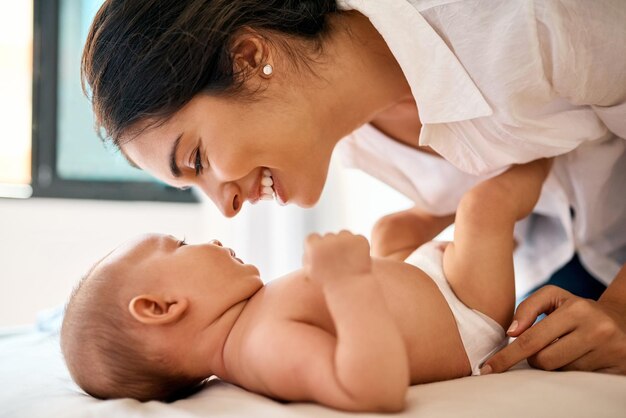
[295,193,323,208]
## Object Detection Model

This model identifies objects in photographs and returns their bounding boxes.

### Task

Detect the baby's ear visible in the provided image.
[128,295,189,325]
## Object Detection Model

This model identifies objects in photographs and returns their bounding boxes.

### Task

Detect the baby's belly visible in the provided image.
[372,259,471,383]
[264,263,471,383]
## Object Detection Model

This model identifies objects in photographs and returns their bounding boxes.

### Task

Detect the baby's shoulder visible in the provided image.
[246,269,329,322]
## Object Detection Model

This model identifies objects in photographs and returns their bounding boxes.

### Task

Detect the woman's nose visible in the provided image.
[197,180,242,218]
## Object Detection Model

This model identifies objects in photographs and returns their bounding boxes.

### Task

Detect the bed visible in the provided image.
[1,308,625,418]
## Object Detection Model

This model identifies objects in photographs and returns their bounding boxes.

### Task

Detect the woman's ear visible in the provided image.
[128,294,189,325]
[231,29,271,76]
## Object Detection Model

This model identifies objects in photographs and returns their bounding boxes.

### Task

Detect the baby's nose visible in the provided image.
[209,239,223,247]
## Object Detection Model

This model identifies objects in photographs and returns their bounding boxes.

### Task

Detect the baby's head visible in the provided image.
[61,233,262,401]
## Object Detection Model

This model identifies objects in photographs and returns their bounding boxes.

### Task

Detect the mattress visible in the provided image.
[1,322,625,418]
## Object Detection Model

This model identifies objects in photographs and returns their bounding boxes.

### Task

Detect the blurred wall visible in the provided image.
[0,158,417,327]
[0,198,213,326]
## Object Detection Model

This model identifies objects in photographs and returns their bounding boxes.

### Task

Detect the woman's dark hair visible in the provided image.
[82,0,338,144]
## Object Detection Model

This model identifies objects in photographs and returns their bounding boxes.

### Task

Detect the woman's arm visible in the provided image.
[371,206,454,261]
[600,264,626,310]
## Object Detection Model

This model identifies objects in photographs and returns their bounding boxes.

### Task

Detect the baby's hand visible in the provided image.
[303,231,372,284]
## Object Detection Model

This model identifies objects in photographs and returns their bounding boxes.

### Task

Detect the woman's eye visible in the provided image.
[194,148,204,176]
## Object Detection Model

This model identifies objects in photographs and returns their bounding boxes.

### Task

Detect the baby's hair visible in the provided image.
[60,259,204,402]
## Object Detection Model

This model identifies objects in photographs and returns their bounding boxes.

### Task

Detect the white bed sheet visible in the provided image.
[1,327,625,418]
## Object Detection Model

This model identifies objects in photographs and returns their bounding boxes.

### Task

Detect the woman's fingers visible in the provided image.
[484,284,626,375]
[506,285,571,337]
[558,349,605,372]
[481,291,576,374]
[526,332,590,371]
[481,286,575,374]
[559,348,626,374]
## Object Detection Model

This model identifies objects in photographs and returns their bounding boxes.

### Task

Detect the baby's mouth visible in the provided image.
[227,247,244,264]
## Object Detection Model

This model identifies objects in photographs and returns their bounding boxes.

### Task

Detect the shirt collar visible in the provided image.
[337,0,493,124]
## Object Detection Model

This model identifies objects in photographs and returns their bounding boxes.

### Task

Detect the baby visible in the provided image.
[61,159,550,412]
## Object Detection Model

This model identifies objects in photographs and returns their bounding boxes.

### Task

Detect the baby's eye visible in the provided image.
[178,239,187,247]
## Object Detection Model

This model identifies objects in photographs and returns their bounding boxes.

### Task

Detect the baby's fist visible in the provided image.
[303,230,372,283]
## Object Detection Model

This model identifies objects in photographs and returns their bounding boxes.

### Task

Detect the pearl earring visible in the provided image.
[262,64,273,76]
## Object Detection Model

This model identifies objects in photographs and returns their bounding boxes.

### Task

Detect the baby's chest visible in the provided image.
[259,277,337,333]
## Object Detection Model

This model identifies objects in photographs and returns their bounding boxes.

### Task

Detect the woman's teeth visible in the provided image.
[260,169,276,201]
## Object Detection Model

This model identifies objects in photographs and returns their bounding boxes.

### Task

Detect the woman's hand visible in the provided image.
[482,285,626,375]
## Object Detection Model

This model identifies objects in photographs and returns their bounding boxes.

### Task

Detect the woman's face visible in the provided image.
[123,88,337,217]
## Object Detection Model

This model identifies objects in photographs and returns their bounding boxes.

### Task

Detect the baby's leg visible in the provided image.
[371,206,454,261]
[442,160,551,329]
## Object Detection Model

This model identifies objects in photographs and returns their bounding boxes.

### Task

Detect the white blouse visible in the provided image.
[336,0,626,295]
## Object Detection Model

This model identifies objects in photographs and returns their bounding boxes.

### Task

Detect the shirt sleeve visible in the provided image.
[535,0,626,138]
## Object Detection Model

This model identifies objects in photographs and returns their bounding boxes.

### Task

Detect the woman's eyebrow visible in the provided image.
[169,132,184,178]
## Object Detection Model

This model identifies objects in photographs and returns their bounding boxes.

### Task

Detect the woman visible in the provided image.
[81,0,626,374]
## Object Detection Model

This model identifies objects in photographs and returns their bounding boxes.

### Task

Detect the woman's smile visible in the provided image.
[250,168,288,206]
[272,170,288,206]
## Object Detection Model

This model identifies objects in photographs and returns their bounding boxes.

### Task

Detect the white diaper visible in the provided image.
[405,242,508,375]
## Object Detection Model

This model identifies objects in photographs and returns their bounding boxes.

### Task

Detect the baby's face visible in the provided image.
[101,233,263,322]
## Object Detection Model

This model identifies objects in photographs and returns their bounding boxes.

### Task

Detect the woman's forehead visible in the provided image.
[122,125,184,184]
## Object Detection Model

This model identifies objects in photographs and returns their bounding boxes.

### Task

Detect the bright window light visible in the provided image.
[0,1,32,190]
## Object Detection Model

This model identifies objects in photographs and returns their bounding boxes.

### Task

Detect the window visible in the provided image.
[29,0,194,202]
[0,1,32,198]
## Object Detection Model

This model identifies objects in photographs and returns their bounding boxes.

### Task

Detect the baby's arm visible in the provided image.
[304,232,409,410]
[371,206,455,261]
[247,232,408,412]
[443,160,551,328]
